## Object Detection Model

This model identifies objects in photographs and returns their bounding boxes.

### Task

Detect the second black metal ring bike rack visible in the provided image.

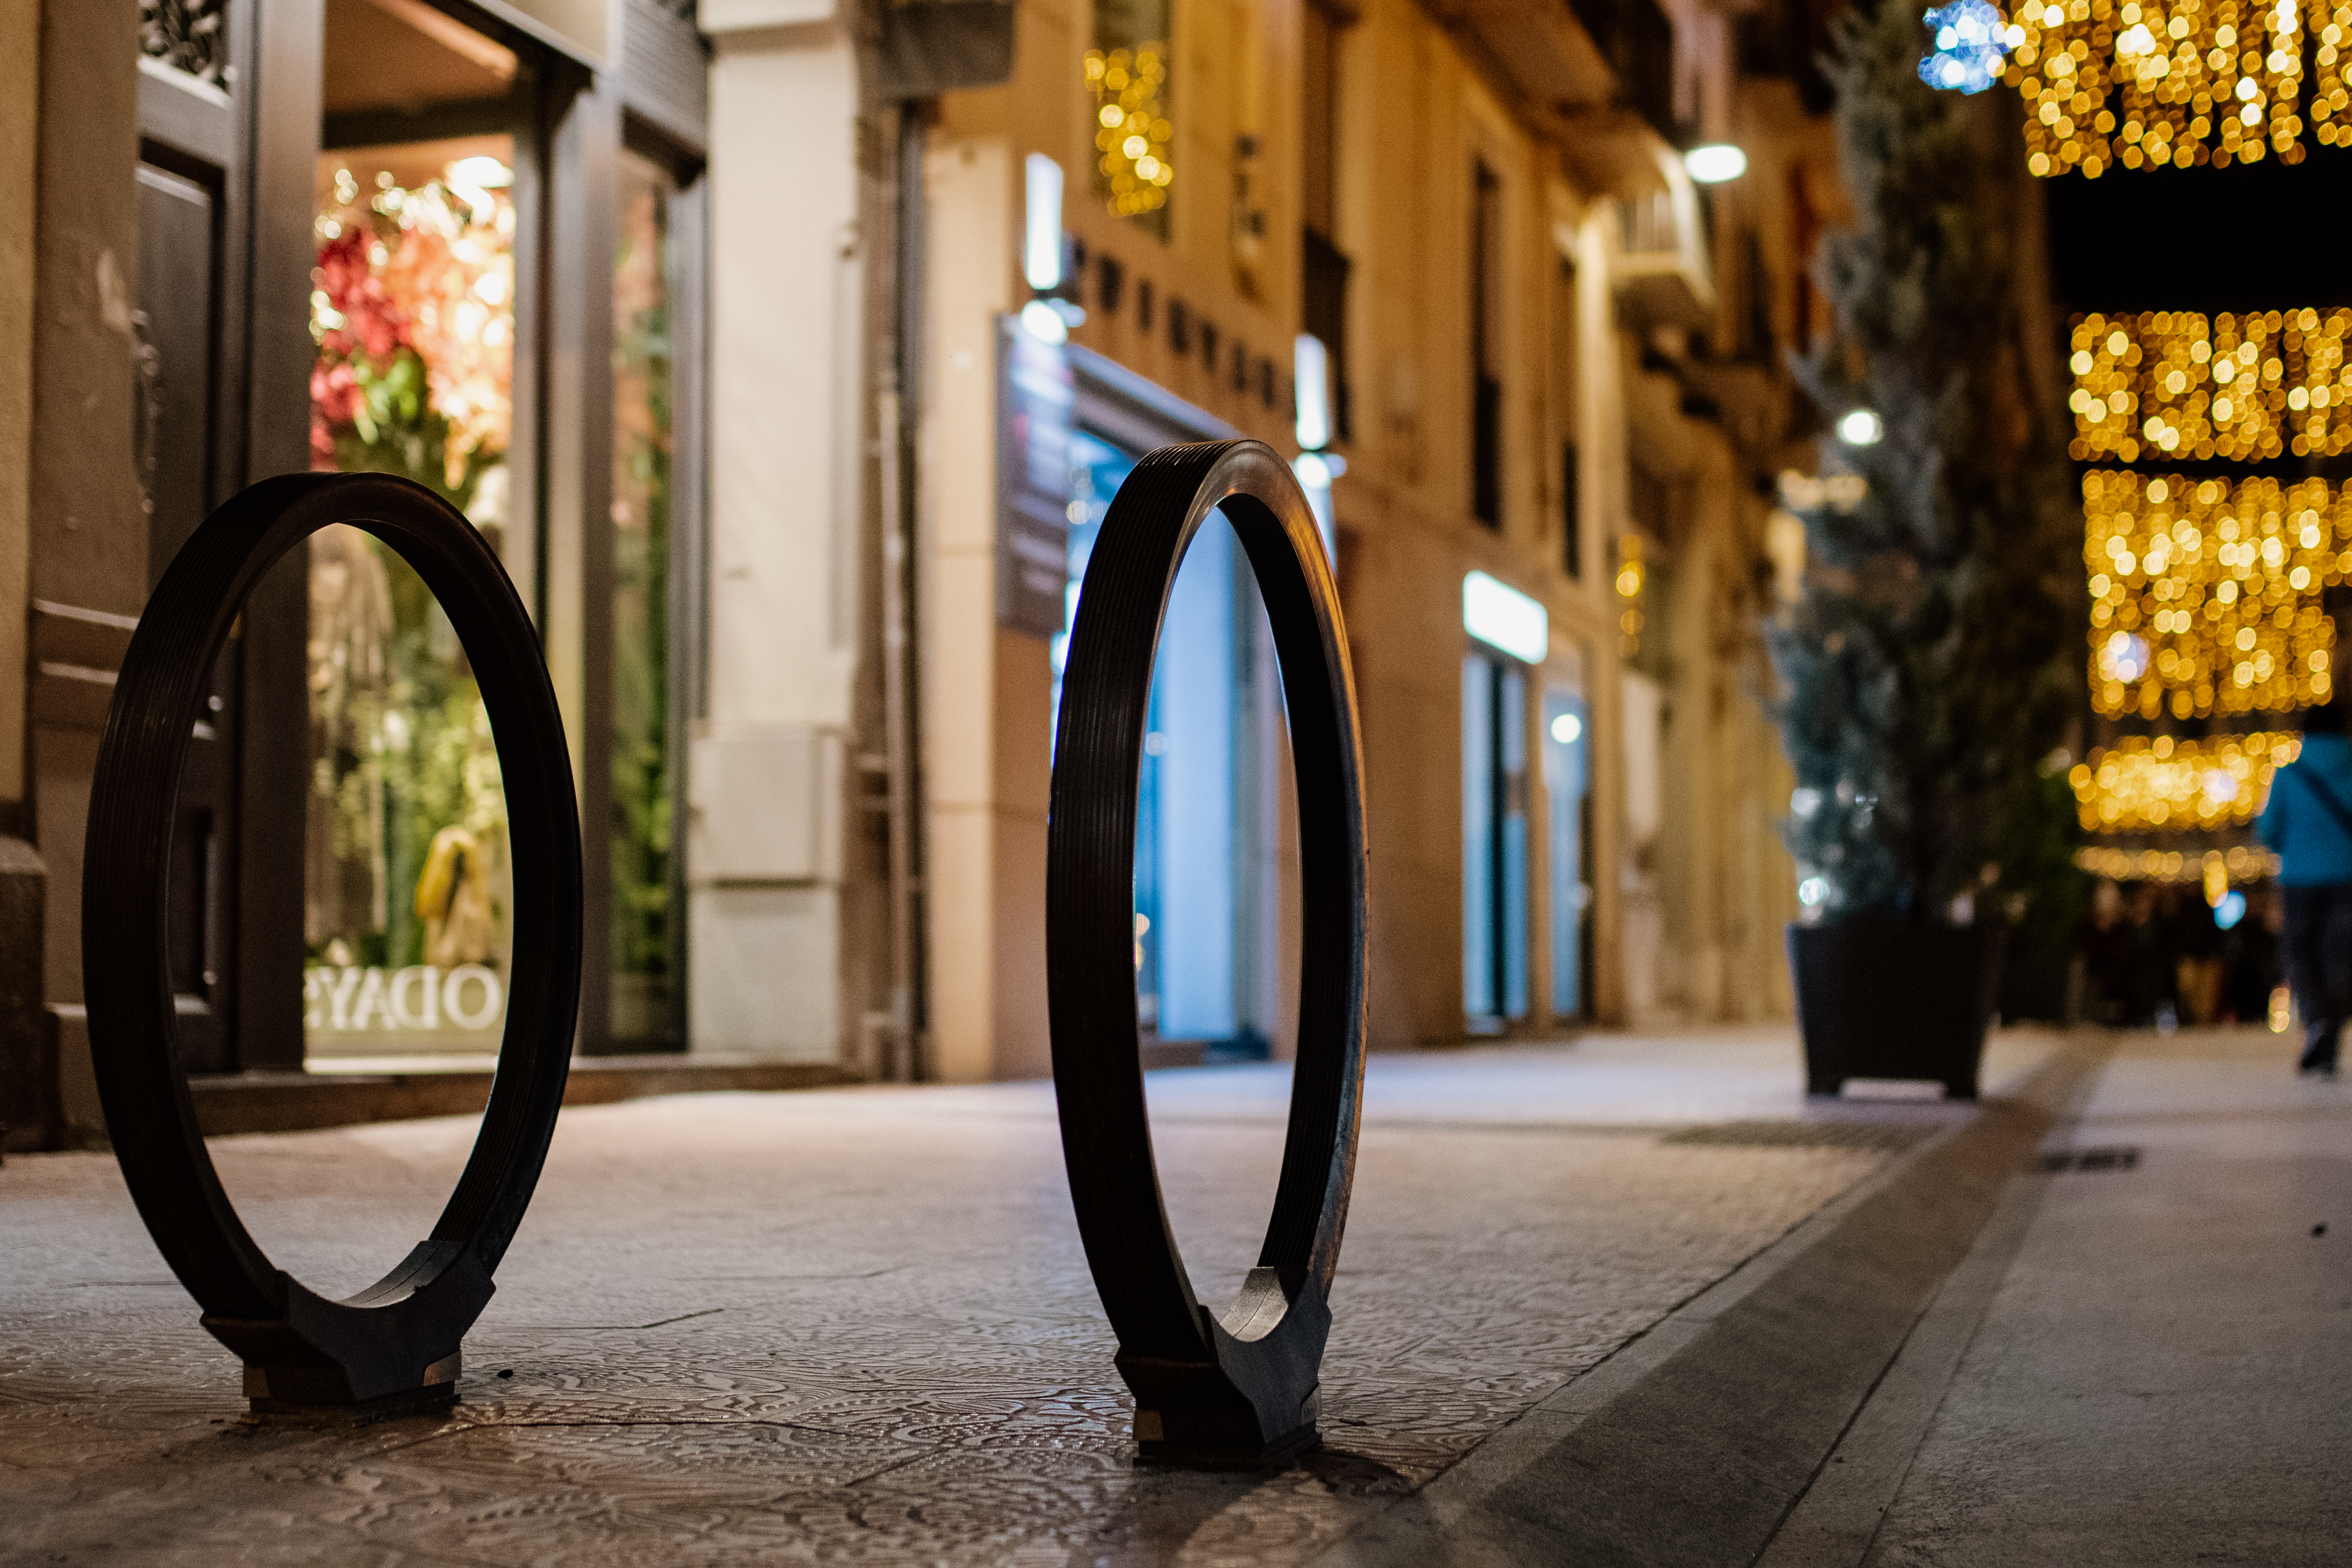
[1046,439,1370,1465]
[83,472,582,1423]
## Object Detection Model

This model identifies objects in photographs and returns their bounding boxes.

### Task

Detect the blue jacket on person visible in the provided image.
[2257,731,2352,885]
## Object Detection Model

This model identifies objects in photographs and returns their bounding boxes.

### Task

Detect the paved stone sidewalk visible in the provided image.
[1765,1025,2352,1567]
[0,1028,2048,1565]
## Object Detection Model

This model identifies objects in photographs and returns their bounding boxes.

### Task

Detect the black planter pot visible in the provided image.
[1786,918,2005,1100]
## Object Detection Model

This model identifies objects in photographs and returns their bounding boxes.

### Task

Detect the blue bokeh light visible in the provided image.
[1918,0,2014,94]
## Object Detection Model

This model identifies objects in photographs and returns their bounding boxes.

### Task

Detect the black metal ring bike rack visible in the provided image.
[84,472,581,1424]
[1046,440,1368,1466]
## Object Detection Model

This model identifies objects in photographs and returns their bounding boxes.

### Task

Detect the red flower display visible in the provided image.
[309,165,514,490]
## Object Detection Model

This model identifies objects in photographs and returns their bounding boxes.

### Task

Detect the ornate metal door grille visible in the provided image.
[140,1,229,89]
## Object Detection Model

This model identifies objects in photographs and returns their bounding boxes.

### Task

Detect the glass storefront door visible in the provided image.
[1058,425,1275,1050]
[1544,685,1591,1019]
[302,8,524,1064]
[121,0,708,1072]
[133,11,251,1073]
[1464,651,1530,1028]
[610,147,679,1049]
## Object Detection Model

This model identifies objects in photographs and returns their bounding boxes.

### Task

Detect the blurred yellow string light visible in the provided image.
[2004,0,2308,175]
[1776,470,1868,511]
[2068,731,2300,830]
[1084,48,1173,219]
[2070,310,2352,461]
[2084,470,2346,718]
[2074,844,2280,879]
[1616,534,1645,656]
[2314,0,2352,141]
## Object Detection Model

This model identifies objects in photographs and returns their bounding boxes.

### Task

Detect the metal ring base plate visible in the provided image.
[241,1378,461,1428]
[1134,1420,1320,1470]
[1113,1264,1332,1462]
[199,1239,494,1418]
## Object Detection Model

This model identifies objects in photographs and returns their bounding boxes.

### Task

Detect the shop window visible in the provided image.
[1471,162,1503,529]
[610,148,679,1048]
[1544,686,1591,1018]
[304,26,522,1063]
[1464,652,1530,1026]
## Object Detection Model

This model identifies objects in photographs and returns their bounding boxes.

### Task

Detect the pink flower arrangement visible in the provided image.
[310,169,515,488]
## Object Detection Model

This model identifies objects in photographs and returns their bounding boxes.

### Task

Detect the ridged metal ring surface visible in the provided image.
[82,472,581,1417]
[1046,439,1368,1463]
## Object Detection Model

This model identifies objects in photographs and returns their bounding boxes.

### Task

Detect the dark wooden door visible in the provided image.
[136,28,247,1075]
[134,0,319,1075]
[132,158,240,1072]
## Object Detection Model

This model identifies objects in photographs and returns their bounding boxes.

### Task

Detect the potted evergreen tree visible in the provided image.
[1770,0,2080,1098]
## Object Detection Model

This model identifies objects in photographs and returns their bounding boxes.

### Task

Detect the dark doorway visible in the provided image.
[133,0,314,1074]
[133,160,242,1073]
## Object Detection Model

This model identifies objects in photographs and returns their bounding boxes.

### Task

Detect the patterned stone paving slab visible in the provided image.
[0,1035,2016,1564]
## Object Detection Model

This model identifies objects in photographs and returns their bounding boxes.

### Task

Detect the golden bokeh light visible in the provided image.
[2083,470,2345,718]
[2074,843,2281,879]
[1616,534,1645,656]
[2005,0,2324,175]
[2070,310,2352,461]
[2068,731,2300,830]
[2316,1,2352,140]
[1084,48,1173,219]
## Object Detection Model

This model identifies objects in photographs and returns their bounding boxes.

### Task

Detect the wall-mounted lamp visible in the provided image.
[1019,298,1069,344]
[1837,408,1885,446]
[1024,153,1064,292]
[1295,333,1331,451]
[1683,144,1748,184]
[1022,153,1083,339]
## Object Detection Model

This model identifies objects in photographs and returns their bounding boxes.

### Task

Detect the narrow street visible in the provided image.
[8,1027,2343,1563]
[5,2,2345,1561]
[1775,1028,2352,1566]
[0,1029,2019,1563]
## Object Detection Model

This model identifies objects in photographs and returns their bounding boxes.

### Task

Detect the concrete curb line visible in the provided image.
[1749,1139,2067,1567]
[1305,1037,2113,1568]
[1750,1037,2117,1567]
[185,1059,860,1139]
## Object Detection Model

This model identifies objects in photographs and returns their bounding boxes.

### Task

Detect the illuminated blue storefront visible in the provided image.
[1054,367,1277,1052]
[1463,572,1590,1030]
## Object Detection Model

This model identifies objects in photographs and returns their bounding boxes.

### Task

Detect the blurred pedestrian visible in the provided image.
[2120,882,2174,1029]
[2222,883,2284,1026]
[2169,883,2227,1025]
[2256,698,2352,1077]
[2083,878,2129,1026]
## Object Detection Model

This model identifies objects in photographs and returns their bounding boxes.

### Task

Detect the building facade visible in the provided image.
[0,0,1865,1145]
[1,0,713,1146]
[704,0,1832,1076]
